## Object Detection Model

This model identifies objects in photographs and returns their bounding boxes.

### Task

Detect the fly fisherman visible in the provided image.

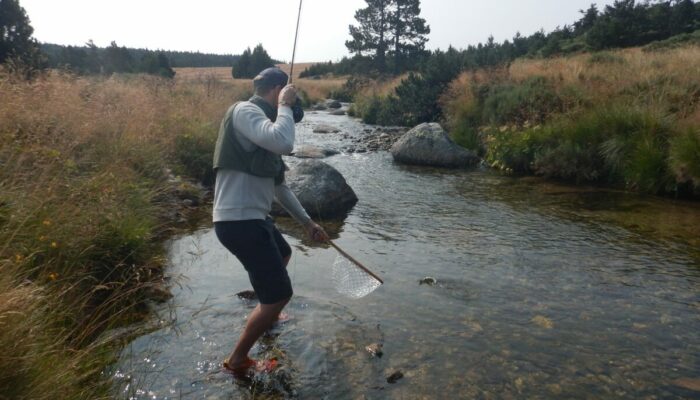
[212,67,329,374]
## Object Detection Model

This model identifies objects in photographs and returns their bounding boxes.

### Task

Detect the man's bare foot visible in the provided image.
[222,357,278,375]
[223,357,256,374]
[275,312,291,324]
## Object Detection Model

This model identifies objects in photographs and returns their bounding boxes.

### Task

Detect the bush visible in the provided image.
[480,76,565,125]
[485,106,677,193]
[587,51,626,64]
[669,129,700,191]
[172,121,218,186]
[643,30,700,52]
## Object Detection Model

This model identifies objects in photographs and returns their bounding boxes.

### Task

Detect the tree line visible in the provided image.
[301,0,700,78]
[1,0,246,78]
[305,0,699,128]
[41,43,241,72]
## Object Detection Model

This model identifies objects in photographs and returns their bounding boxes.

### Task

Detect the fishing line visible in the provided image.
[290,0,303,284]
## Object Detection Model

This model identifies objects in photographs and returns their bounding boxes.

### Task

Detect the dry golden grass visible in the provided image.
[508,46,700,126]
[0,64,347,398]
[174,65,345,103]
[442,45,700,129]
[0,70,253,399]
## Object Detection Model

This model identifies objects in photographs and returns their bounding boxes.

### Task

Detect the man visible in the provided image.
[212,67,329,374]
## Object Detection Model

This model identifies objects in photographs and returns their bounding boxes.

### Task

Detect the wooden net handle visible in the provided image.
[329,241,384,284]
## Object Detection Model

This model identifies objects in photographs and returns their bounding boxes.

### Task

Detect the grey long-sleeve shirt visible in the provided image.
[212,101,311,225]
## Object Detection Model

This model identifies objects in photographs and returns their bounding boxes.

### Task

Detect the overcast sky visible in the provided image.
[21,0,617,62]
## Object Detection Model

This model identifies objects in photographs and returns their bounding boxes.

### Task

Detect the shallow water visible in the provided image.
[113,111,700,399]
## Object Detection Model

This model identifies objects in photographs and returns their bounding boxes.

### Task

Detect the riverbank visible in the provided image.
[447,45,699,198]
[351,44,700,199]
[0,71,238,399]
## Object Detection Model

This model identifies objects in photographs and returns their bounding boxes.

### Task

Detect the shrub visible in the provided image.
[172,121,218,186]
[480,76,564,126]
[669,129,700,191]
[587,51,626,64]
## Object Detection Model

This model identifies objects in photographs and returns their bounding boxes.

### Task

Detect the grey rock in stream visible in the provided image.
[272,160,358,219]
[390,123,478,168]
[329,109,346,116]
[291,145,340,159]
[325,99,342,109]
[313,124,341,134]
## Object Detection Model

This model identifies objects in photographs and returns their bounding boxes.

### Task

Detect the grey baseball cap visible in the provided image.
[253,67,289,88]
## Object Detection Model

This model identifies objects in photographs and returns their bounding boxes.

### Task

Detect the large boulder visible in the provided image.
[273,160,358,219]
[390,123,478,168]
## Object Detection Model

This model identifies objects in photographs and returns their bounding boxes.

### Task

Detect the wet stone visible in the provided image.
[313,124,341,134]
[236,290,257,300]
[387,371,404,384]
[419,276,437,286]
[365,343,383,358]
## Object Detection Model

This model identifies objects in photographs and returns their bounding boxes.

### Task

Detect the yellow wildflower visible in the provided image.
[51,242,58,248]
[48,272,58,281]
[15,254,23,262]
[42,219,52,226]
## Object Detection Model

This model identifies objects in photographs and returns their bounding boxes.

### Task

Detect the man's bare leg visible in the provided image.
[225,296,290,370]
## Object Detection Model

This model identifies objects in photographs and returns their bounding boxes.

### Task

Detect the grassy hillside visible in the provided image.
[440,44,699,197]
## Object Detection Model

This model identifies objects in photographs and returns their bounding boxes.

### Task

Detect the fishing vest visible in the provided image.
[212,101,285,185]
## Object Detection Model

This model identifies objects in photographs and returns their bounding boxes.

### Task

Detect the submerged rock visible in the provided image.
[273,160,358,219]
[387,370,404,384]
[390,123,478,168]
[291,145,340,159]
[419,277,438,286]
[365,343,384,358]
[325,99,342,109]
[330,109,346,116]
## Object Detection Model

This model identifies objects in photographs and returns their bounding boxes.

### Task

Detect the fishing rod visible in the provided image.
[288,0,303,84]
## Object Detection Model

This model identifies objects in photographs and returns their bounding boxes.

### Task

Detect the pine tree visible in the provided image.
[574,4,599,34]
[346,0,393,72]
[670,0,697,35]
[249,44,275,75]
[0,0,44,69]
[231,44,274,79]
[232,47,252,78]
[391,0,430,72]
[103,41,134,74]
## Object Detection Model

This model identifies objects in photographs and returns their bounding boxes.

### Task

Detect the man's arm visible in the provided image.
[234,103,295,155]
[274,184,329,242]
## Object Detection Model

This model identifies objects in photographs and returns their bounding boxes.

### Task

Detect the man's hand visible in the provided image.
[305,220,329,243]
[279,85,297,107]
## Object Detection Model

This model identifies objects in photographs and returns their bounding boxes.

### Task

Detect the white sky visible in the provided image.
[20,0,618,62]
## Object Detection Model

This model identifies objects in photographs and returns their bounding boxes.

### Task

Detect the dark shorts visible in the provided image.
[214,217,293,304]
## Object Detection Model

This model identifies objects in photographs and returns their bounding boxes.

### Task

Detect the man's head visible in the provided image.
[253,67,289,101]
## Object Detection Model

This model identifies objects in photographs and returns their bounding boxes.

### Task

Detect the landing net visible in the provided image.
[331,254,382,299]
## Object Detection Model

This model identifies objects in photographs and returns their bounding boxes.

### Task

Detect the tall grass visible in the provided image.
[0,69,250,398]
[441,44,700,197]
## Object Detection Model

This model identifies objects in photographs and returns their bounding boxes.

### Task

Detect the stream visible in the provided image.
[112,109,700,399]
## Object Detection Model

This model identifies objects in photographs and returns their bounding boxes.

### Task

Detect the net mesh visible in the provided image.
[331,254,382,299]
